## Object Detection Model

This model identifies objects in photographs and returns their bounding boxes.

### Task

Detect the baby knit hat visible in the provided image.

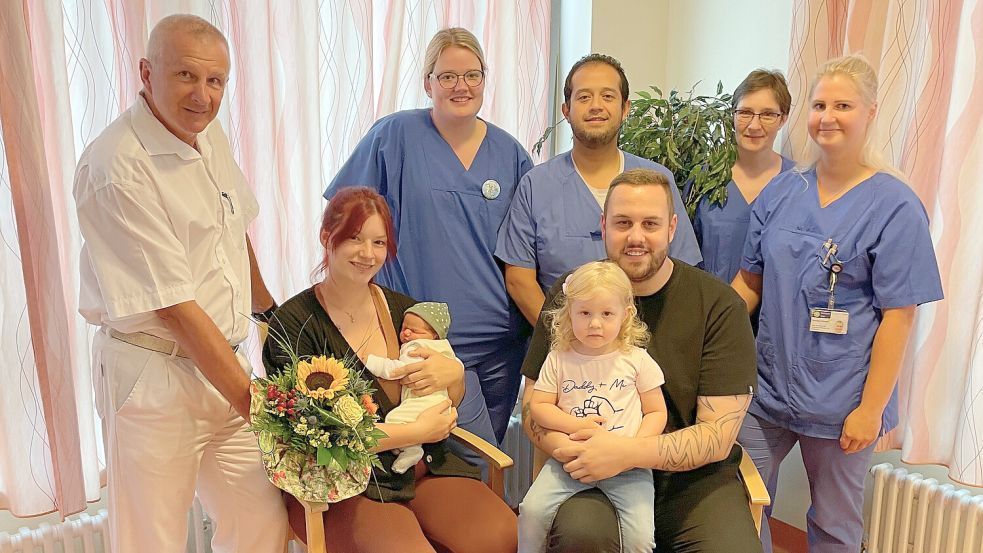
[404,302,451,339]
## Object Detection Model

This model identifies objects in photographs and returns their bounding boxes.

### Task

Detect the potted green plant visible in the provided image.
[534,82,737,219]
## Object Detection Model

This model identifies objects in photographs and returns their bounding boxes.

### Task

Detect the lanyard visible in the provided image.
[819,238,843,309]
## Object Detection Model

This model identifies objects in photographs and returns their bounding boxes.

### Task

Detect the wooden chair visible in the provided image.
[531,443,770,534]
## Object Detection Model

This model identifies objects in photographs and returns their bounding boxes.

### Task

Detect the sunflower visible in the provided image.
[296,356,349,400]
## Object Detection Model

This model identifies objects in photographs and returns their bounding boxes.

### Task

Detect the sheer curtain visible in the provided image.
[0,0,550,517]
[783,0,983,485]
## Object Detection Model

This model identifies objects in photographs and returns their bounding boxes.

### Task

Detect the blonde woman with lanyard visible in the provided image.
[732,54,943,552]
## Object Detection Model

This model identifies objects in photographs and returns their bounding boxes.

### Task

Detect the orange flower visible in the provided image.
[296,356,349,400]
[360,394,378,415]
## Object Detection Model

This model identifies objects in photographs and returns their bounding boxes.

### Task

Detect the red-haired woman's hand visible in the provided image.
[412,399,457,443]
[398,348,464,396]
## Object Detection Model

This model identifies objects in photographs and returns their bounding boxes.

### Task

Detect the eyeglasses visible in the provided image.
[431,70,484,89]
[735,109,783,125]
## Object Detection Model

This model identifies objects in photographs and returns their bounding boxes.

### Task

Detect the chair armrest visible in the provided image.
[737,445,770,507]
[295,497,330,514]
[450,427,513,500]
[294,498,329,553]
[450,427,513,470]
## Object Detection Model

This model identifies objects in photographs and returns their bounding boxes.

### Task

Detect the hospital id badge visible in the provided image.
[809,307,849,334]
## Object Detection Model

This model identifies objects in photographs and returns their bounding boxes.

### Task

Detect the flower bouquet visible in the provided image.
[249,353,387,503]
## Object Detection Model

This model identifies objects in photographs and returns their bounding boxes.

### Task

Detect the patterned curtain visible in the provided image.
[783,0,983,485]
[0,0,550,517]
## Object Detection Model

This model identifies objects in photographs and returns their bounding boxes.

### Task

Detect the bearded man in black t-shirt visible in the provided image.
[520,168,763,552]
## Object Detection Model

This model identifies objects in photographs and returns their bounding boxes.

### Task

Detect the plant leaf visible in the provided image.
[616,80,738,219]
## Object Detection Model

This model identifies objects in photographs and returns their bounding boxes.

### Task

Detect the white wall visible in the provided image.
[591,0,792,99]
[590,1,669,97]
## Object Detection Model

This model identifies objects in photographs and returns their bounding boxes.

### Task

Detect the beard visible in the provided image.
[570,118,621,148]
[614,243,668,283]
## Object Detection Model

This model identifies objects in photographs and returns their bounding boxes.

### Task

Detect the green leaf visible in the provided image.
[316,446,332,466]
[310,403,345,426]
[532,118,565,157]
[317,445,350,470]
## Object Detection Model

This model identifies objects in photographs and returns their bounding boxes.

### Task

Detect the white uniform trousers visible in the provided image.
[93,330,287,553]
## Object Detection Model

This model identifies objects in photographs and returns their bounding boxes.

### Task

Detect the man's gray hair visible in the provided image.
[146,14,228,62]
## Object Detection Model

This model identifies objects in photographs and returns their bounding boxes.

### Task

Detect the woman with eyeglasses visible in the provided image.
[732,55,943,553]
[324,28,533,445]
[693,69,794,285]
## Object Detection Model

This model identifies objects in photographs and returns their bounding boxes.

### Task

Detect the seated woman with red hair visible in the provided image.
[263,186,516,553]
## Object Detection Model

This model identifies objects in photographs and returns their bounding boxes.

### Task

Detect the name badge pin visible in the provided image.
[482,179,501,200]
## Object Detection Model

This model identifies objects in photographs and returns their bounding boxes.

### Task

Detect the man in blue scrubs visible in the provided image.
[496,54,701,325]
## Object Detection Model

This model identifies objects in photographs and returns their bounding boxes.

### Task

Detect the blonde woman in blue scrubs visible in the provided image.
[324,28,533,443]
[732,55,943,553]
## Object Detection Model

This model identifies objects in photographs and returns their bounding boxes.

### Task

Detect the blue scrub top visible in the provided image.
[742,169,943,439]
[323,109,533,367]
[494,150,702,291]
[694,156,794,283]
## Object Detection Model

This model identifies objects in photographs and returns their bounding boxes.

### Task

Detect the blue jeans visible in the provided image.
[519,459,654,553]
[738,412,876,553]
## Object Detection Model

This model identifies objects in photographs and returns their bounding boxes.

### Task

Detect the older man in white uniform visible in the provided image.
[74,14,286,553]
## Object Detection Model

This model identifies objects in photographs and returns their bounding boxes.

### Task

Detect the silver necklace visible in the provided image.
[316,284,358,323]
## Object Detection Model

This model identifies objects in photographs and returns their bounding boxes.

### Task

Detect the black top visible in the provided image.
[263,285,480,502]
[522,260,757,476]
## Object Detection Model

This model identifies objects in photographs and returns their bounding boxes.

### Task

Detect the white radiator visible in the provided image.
[0,510,108,553]
[0,499,213,553]
[867,463,983,553]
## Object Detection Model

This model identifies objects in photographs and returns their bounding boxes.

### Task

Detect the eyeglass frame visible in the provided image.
[734,109,784,126]
[430,70,485,89]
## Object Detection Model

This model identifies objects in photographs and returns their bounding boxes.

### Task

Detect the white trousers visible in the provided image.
[93,330,287,553]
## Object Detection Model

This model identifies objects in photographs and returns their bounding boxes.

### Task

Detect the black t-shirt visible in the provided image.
[263,285,480,501]
[522,259,756,445]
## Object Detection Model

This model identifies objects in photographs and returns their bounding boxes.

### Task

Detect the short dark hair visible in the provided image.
[603,169,674,218]
[563,53,629,105]
[732,69,792,115]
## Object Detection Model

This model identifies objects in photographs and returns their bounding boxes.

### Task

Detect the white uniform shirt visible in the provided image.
[75,95,259,344]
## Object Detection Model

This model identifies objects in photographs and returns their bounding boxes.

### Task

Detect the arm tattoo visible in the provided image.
[655,395,751,472]
[522,400,548,445]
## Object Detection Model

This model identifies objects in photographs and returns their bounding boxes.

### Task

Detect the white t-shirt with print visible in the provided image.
[535,346,665,437]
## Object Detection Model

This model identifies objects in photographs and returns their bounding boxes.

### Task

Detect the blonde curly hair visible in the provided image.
[547,261,649,352]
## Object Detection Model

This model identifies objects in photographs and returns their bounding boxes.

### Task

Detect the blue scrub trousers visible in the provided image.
[448,370,499,479]
[738,412,876,553]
